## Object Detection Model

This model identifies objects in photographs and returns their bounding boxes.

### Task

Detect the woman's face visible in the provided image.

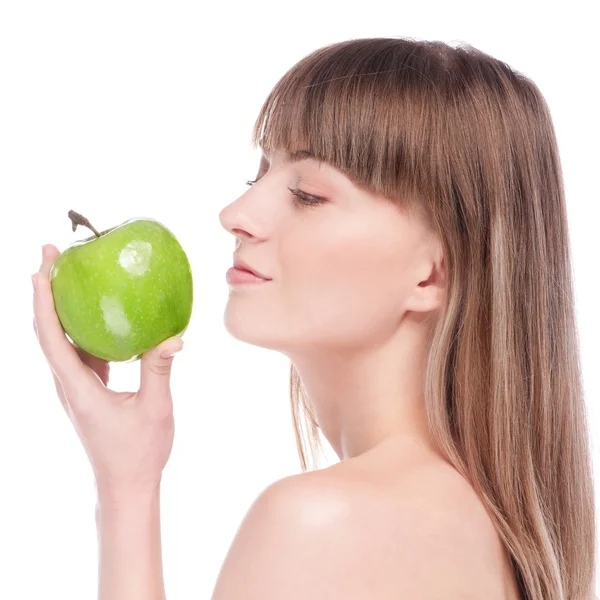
[218,148,435,356]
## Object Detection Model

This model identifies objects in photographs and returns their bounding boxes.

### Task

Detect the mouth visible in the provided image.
[232,255,272,280]
[226,267,271,285]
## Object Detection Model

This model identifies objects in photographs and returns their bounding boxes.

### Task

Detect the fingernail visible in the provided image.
[32,274,37,292]
[160,351,176,359]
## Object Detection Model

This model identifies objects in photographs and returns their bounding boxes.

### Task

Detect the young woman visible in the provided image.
[32,37,597,599]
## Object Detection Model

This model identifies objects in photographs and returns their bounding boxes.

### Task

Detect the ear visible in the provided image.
[405,250,446,314]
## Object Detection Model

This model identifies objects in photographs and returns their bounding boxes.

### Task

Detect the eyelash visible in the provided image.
[244,179,327,207]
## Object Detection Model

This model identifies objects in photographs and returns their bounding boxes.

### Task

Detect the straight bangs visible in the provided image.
[243,36,597,599]
[249,38,445,226]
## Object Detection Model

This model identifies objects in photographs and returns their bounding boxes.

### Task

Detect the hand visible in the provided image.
[32,244,184,498]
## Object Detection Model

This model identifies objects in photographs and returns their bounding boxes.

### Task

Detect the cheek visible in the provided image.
[280,218,411,346]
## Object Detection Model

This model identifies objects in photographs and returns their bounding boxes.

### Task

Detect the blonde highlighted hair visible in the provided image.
[249,37,596,599]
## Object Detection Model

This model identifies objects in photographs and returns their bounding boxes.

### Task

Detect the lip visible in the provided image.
[232,255,271,280]
[226,267,271,285]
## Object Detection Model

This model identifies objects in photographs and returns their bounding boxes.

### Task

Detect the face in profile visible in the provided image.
[218,148,435,358]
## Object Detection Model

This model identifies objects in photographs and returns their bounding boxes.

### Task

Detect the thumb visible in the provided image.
[139,336,184,401]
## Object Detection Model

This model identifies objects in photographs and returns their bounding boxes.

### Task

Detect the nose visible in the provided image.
[219,199,257,242]
[218,205,230,232]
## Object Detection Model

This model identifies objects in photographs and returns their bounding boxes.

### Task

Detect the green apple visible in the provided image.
[49,210,193,362]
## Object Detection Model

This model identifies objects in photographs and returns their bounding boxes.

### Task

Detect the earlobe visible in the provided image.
[405,270,445,314]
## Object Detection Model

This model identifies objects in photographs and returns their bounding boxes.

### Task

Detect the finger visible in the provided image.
[38,243,60,273]
[50,368,71,415]
[138,336,184,417]
[33,315,70,415]
[32,244,90,388]
[34,309,109,391]
[74,345,110,387]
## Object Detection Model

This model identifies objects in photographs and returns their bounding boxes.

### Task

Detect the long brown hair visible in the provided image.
[249,37,596,600]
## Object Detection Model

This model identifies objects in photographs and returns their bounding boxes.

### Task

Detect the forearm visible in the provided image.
[95,485,166,600]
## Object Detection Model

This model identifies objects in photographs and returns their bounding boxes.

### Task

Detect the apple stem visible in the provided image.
[68,210,102,238]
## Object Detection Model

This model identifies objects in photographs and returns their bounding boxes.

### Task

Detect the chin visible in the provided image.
[222,302,322,354]
[223,305,278,351]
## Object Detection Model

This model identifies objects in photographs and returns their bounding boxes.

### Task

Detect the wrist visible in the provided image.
[96,481,161,511]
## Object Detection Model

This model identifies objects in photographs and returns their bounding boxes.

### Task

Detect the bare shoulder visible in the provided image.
[317,438,522,599]
[210,469,369,599]
[211,441,521,599]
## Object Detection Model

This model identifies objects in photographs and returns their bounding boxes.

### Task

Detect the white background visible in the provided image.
[1,1,598,597]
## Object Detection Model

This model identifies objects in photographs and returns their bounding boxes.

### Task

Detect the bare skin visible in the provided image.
[34,145,522,597]
[315,435,523,599]
[219,147,444,461]
[217,147,522,597]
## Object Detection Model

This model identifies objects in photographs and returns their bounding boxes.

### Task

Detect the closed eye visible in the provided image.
[244,179,329,208]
